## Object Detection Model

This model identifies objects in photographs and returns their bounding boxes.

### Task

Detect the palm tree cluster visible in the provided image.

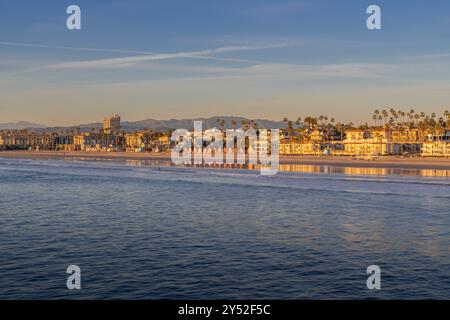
[280,109,450,140]
[283,115,352,142]
[372,109,449,133]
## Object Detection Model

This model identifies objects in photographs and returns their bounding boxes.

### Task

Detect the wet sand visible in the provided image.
[1,150,450,170]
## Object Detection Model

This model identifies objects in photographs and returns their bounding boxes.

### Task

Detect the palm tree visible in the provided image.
[304,116,318,129]
[444,110,450,128]
[241,120,249,131]
[372,114,378,126]
[414,114,420,126]
[287,121,294,137]
[382,110,389,125]
[373,109,380,125]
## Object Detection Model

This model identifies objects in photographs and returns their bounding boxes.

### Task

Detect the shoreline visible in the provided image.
[1,150,450,170]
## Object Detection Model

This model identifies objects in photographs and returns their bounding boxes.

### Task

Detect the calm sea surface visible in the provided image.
[0,156,449,299]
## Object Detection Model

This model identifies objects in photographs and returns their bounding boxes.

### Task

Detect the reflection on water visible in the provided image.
[278,164,450,177]
[124,159,450,178]
[32,156,450,178]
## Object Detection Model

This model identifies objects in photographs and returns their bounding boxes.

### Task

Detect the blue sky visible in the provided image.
[1,0,450,125]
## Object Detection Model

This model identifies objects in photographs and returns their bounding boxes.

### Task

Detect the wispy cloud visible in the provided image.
[403,52,450,61]
[0,41,159,55]
[102,61,400,80]
[0,41,275,69]
[0,40,409,83]
[46,44,288,69]
[238,63,398,79]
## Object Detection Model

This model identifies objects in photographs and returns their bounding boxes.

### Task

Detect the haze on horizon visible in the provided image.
[2,0,450,127]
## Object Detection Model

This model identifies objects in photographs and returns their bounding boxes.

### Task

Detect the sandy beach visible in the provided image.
[1,150,450,170]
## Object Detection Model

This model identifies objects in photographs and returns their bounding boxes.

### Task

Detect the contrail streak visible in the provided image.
[0,41,283,67]
[49,44,288,69]
[0,41,157,55]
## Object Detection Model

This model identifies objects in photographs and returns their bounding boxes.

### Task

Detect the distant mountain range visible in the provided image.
[0,116,288,132]
[0,121,47,130]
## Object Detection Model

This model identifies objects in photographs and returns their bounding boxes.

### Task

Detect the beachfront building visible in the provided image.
[0,134,4,150]
[0,131,57,151]
[390,129,421,154]
[422,141,450,157]
[342,128,426,156]
[255,130,270,155]
[157,134,170,145]
[103,114,121,135]
[309,129,326,142]
[422,131,450,157]
[125,132,150,152]
[279,126,344,156]
[343,129,394,156]
[73,133,100,151]
[279,140,321,155]
[150,133,171,152]
[0,133,27,150]
[26,133,53,150]
[54,134,75,151]
[279,127,326,156]
[72,131,125,152]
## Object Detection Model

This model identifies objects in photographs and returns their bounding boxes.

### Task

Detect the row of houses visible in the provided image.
[0,115,171,153]
[74,131,170,152]
[2,115,450,157]
[0,131,171,153]
[0,132,65,151]
[279,129,450,157]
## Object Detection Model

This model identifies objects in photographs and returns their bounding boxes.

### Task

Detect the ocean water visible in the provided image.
[0,156,449,299]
